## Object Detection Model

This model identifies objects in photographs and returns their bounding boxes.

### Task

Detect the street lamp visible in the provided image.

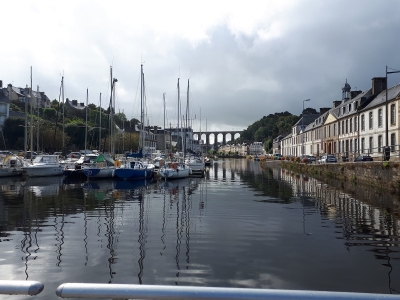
[386,66,400,147]
[301,99,311,156]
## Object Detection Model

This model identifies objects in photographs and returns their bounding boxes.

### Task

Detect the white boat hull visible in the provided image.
[0,168,23,177]
[22,165,64,177]
[159,167,190,179]
[83,166,115,178]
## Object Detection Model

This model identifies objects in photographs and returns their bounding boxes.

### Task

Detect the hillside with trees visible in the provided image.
[3,99,140,154]
[235,112,300,152]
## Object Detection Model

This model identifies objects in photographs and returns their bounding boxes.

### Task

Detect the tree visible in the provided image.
[2,117,25,149]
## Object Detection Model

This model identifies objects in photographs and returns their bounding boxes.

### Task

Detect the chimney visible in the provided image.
[333,100,342,108]
[371,77,387,96]
[319,107,330,116]
[153,126,158,134]
[0,80,2,88]
[350,90,362,99]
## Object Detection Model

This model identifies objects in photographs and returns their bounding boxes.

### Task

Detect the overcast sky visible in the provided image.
[1,0,400,139]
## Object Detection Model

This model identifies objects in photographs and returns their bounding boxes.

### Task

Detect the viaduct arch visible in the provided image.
[193,130,242,146]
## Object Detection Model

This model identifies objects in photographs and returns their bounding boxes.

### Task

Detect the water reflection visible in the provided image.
[0,161,400,297]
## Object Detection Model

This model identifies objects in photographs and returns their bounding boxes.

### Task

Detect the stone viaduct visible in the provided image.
[193,130,242,146]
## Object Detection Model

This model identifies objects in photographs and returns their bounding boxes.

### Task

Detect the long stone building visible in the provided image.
[279,77,399,161]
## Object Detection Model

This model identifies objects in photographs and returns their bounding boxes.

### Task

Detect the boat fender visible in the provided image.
[114,160,121,167]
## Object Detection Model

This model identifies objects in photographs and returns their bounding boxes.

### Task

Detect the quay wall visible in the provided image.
[280,161,400,194]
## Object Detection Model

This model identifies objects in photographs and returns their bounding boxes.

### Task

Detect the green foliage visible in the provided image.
[3,99,129,152]
[42,108,57,121]
[2,117,25,149]
[236,112,299,144]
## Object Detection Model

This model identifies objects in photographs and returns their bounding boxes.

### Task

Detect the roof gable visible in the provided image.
[324,113,337,125]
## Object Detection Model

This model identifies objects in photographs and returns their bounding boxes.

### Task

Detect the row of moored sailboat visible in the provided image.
[0,151,210,180]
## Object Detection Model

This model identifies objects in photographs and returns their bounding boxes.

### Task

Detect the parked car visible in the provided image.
[306,155,316,163]
[273,154,282,160]
[318,154,337,164]
[354,155,373,162]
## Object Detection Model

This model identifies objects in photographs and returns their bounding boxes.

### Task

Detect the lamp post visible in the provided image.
[386,66,400,147]
[301,99,310,156]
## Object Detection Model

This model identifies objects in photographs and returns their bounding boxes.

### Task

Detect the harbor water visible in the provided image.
[0,159,400,299]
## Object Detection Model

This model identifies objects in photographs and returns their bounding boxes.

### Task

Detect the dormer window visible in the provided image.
[342,107,345,114]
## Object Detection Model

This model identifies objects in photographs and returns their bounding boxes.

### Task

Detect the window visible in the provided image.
[334,124,336,136]
[369,112,373,129]
[361,114,365,131]
[354,116,358,131]
[369,137,373,153]
[355,139,358,152]
[346,120,348,134]
[378,109,383,127]
[342,121,345,134]
[391,104,396,125]
[350,139,353,152]
[361,138,365,153]
[391,133,396,151]
[378,135,383,152]
[349,117,352,132]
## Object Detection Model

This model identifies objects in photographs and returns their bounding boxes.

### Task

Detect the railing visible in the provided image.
[312,144,400,163]
[0,280,44,296]
[56,284,400,299]
[1,281,400,299]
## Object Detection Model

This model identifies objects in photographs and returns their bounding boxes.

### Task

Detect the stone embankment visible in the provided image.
[276,160,400,194]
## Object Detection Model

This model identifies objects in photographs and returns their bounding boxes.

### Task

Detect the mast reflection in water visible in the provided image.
[0,160,399,300]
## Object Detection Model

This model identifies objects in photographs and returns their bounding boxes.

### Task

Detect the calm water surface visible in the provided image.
[0,159,400,299]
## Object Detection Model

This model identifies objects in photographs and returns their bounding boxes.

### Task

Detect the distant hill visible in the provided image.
[235,111,299,151]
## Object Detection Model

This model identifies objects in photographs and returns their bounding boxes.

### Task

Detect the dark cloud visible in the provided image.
[1,0,400,142]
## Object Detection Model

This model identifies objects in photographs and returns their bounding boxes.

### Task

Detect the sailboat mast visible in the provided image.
[177,78,180,153]
[163,92,166,153]
[85,88,88,155]
[30,66,33,163]
[99,93,102,152]
[186,79,189,153]
[62,76,65,157]
[112,79,117,155]
[200,107,202,154]
[140,64,144,152]
[24,85,28,155]
[109,66,113,154]
[36,85,39,153]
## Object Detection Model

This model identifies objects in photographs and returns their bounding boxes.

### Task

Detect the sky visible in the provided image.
[1,0,400,142]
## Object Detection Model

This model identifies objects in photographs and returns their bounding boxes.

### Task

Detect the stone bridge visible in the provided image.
[193,130,242,146]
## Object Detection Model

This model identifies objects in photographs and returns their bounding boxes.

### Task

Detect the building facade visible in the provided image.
[280,77,399,160]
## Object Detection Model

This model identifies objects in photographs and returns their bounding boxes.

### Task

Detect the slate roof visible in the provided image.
[361,83,400,111]
[329,89,372,120]
[0,89,10,103]
[294,113,319,127]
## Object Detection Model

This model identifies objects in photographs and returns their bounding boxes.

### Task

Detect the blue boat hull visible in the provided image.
[114,168,153,180]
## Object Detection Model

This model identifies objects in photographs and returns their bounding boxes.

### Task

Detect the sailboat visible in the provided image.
[114,64,155,180]
[82,80,117,179]
[159,78,191,180]
[0,154,26,177]
[183,79,205,176]
[22,69,63,177]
